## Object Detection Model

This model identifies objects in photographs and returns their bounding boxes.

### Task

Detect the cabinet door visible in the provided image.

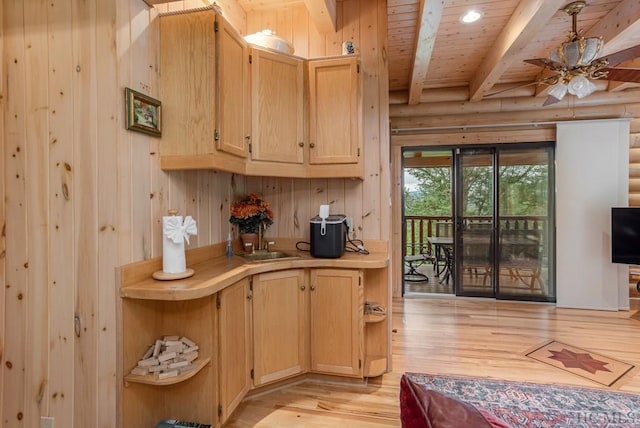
[252,270,308,386]
[215,15,250,158]
[218,278,251,423]
[160,10,216,157]
[250,49,304,164]
[309,268,363,376]
[308,56,361,165]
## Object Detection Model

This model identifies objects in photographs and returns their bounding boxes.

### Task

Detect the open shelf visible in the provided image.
[364,355,387,377]
[124,357,210,386]
[364,313,387,323]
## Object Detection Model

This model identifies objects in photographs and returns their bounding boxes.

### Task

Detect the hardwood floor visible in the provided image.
[226,297,640,427]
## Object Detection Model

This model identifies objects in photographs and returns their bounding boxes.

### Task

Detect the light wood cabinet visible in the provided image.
[308,56,362,167]
[215,15,250,159]
[118,245,388,426]
[218,278,251,424]
[248,48,304,165]
[158,9,363,177]
[251,269,308,386]
[309,268,363,377]
[159,8,247,172]
[121,297,217,427]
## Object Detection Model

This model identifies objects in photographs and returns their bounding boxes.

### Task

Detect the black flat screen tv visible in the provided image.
[611,207,640,265]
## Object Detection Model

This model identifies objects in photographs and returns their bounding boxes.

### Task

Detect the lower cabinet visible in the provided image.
[309,268,363,377]
[120,267,371,426]
[251,268,363,385]
[252,269,308,386]
[218,278,251,424]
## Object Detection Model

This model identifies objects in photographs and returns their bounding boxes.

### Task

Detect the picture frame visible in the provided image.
[125,87,162,137]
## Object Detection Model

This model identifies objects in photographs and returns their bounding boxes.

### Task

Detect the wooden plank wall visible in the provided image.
[0,0,389,426]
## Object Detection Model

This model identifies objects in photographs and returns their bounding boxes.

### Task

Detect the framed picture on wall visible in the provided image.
[125,87,162,137]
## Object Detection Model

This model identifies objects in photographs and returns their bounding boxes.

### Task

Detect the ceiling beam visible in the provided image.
[408,0,444,105]
[585,0,640,56]
[303,0,337,33]
[468,0,565,102]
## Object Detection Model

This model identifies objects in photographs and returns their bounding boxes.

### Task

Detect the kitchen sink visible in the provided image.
[240,250,300,262]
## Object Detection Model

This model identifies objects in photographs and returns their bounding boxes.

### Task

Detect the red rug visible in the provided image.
[401,373,640,428]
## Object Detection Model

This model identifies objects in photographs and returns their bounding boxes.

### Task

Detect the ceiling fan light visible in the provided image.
[567,75,597,98]
[548,82,568,100]
[549,37,603,67]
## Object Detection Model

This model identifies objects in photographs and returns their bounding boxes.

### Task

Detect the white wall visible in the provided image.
[556,119,630,310]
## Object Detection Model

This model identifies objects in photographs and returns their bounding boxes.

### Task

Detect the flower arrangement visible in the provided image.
[229,193,274,234]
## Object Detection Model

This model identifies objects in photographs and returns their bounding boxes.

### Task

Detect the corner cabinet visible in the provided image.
[158,7,363,178]
[159,8,247,172]
[248,48,304,167]
[309,268,363,377]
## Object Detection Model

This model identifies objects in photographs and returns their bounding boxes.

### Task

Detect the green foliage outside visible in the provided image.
[404,162,548,217]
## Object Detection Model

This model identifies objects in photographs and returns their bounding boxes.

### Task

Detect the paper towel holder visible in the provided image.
[152,209,197,281]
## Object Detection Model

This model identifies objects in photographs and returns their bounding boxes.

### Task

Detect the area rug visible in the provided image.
[401,372,640,428]
[525,340,634,387]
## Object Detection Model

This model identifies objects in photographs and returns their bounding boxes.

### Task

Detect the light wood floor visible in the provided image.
[226,297,640,427]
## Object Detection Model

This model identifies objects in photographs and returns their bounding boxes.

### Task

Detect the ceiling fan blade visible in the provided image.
[599,45,640,67]
[543,95,562,107]
[483,81,542,98]
[600,67,640,83]
[524,57,566,71]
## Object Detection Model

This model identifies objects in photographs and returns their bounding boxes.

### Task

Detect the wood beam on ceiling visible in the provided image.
[468,0,565,102]
[586,0,640,56]
[408,0,444,105]
[303,0,337,33]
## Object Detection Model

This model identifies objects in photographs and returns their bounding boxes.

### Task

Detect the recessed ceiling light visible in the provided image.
[460,9,483,23]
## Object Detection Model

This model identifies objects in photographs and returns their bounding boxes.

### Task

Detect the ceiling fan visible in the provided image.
[496,1,640,105]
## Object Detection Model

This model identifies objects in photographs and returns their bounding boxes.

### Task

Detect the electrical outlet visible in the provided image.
[345,216,354,233]
[41,416,54,428]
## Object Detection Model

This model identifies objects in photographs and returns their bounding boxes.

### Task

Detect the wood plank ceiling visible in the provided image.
[147,0,640,107]
[388,0,640,105]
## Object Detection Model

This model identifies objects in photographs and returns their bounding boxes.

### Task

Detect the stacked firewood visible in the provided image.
[129,335,199,380]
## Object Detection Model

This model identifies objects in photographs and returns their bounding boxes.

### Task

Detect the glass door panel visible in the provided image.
[456,149,496,297]
[497,148,555,301]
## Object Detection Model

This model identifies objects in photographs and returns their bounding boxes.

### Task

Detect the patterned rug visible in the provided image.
[401,373,640,428]
[525,341,635,387]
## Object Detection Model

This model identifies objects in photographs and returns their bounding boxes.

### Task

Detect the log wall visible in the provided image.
[0,0,389,426]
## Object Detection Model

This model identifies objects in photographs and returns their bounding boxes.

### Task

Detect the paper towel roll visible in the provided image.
[163,215,187,273]
[161,214,198,274]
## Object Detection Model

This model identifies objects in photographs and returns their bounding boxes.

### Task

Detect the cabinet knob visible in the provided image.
[247,294,252,300]
[310,285,316,291]
[309,142,315,148]
[245,135,251,140]
[298,142,304,147]
[300,285,306,291]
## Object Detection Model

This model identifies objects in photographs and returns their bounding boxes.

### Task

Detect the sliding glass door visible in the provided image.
[456,148,496,296]
[454,145,555,301]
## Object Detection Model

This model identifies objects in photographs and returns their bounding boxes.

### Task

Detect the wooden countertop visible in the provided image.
[118,239,389,301]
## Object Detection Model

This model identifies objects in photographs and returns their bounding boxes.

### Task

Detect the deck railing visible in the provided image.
[404,215,548,256]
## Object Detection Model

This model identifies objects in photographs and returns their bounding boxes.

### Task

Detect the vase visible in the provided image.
[240,233,259,253]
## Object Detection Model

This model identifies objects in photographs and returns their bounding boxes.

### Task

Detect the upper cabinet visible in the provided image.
[158,8,363,179]
[159,9,246,173]
[308,57,362,166]
[216,16,250,159]
[249,49,304,166]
